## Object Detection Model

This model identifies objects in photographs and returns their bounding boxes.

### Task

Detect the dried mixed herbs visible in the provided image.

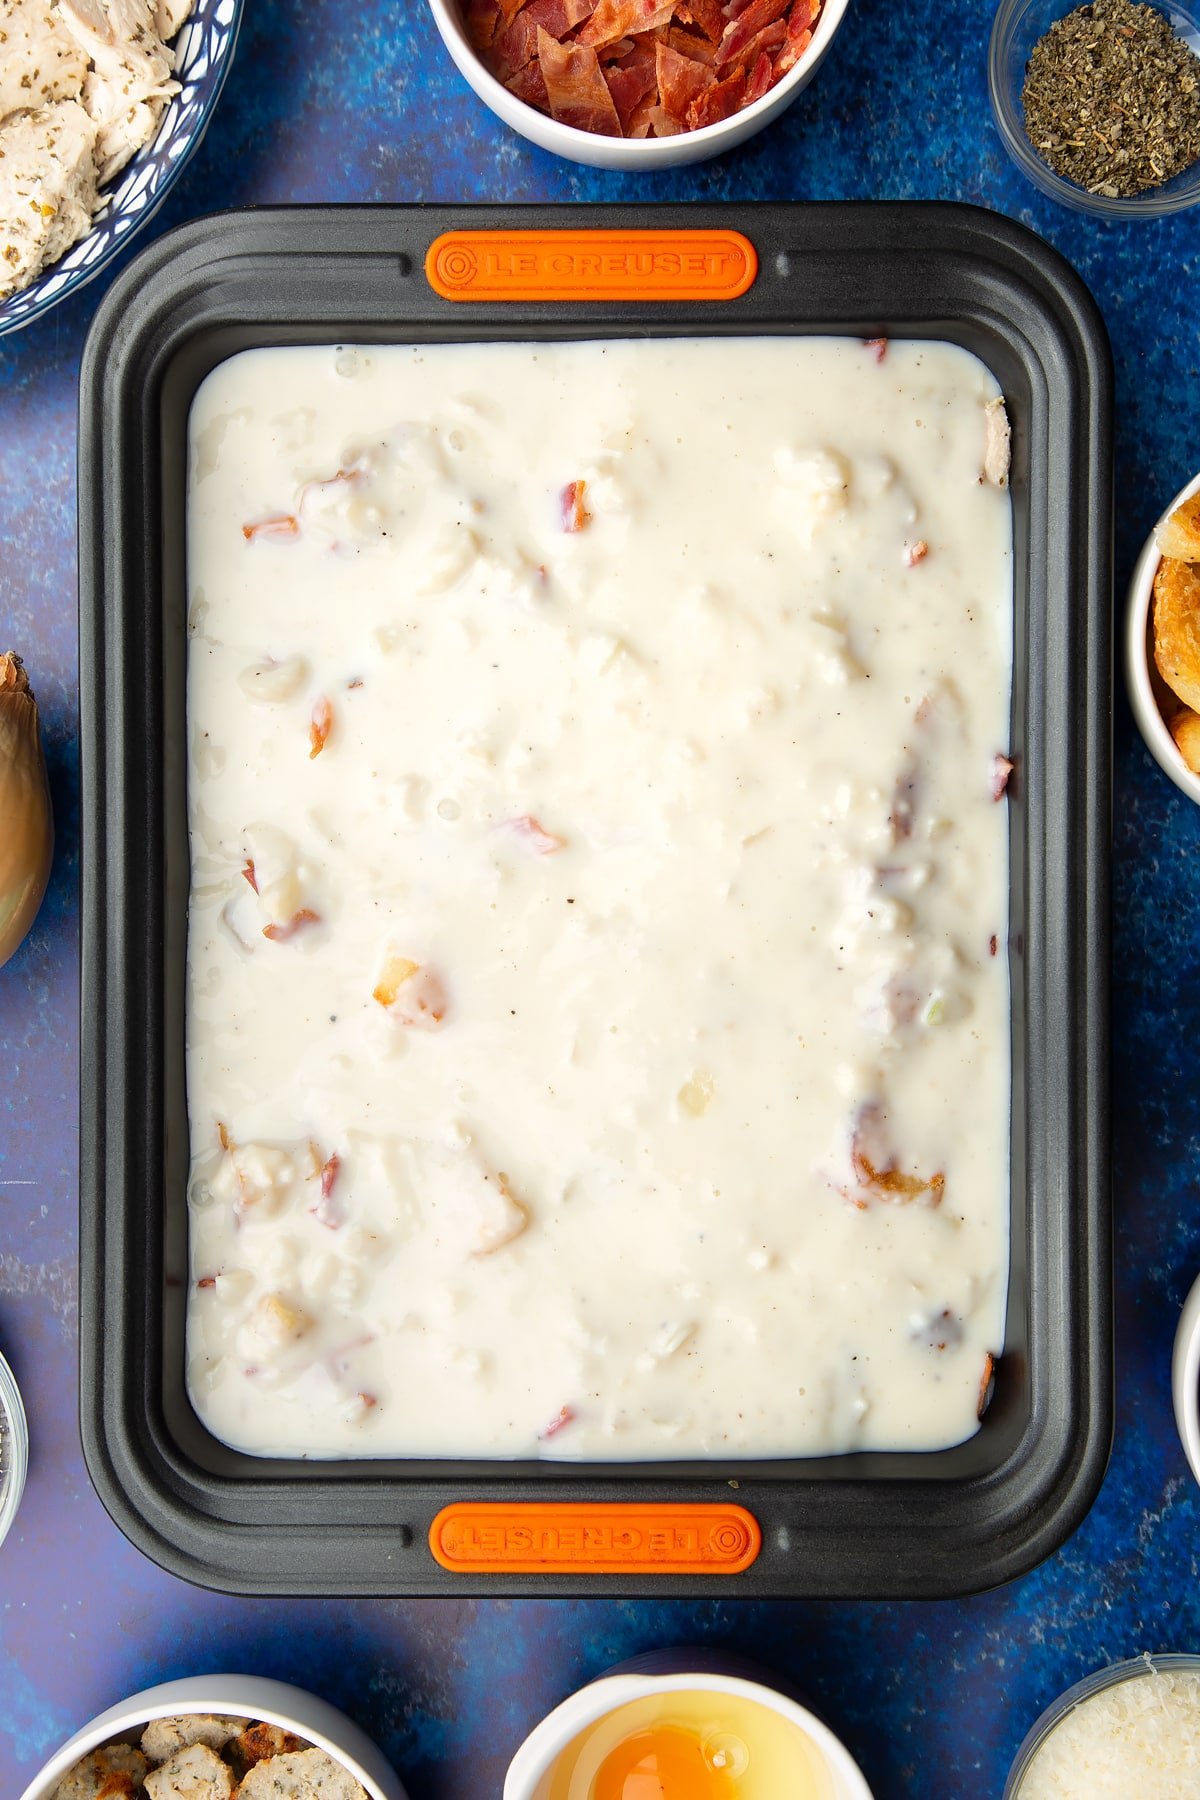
[1022,0,1200,197]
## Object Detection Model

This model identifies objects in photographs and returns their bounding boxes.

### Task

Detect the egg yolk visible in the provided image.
[591,1725,738,1800]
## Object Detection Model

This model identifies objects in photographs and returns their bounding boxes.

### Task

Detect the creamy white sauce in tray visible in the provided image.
[184,338,1014,1462]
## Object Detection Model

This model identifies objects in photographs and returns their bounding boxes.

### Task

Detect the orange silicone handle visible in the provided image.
[425,229,758,303]
[429,1501,762,1576]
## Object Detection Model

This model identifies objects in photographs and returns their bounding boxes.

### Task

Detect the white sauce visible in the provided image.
[184,338,1013,1461]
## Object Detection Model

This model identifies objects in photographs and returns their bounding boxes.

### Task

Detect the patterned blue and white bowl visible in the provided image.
[0,0,244,337]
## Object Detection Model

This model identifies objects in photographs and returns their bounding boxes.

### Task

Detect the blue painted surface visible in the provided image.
[1,1,1199,1795]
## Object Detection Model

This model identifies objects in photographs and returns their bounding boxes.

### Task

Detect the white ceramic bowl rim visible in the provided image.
[1173,1268,1200,1486]
[427,0,851,167]
[0,1349,29,1549]
[503,1668,873,1799]
[18,1676,407,1800]
[1124,469,1200,805]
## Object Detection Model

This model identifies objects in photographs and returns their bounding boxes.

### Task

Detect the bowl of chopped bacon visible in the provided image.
[428,0,850,167]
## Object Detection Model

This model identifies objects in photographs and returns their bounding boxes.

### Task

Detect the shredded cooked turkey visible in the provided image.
[0,0,194,299]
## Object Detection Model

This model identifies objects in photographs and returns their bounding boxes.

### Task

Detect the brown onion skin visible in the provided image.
[0,653,54,973]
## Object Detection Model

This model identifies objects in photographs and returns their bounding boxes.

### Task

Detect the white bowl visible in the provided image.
[18,1676,408,1800]
[426,0,851,169]
[504,1663,873,1799]
[1125,469,1200,805]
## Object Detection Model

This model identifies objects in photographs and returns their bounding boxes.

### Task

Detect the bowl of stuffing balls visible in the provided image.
[1126,473,1200,802]
[0,0,244,336]
[19,1677,408,1800]
[427,0,851,168]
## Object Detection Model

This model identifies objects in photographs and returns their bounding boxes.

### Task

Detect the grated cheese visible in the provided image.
[1018,1664,1200,1799]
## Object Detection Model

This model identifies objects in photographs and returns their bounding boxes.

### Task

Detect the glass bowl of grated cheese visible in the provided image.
[1004,1654,1200,1798]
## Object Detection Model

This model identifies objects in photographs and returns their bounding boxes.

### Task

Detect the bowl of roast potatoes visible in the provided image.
[1128,474,1200,803]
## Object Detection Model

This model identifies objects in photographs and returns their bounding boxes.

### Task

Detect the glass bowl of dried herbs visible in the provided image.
[990,0,1200,216]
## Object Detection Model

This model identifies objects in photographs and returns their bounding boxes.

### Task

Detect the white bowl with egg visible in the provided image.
[425,0,850,169]
[18,1676,408,1800]
[1125,471,1200,804]
[504,1656,873,1799]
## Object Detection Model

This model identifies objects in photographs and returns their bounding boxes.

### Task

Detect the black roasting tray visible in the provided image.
[79,202,1112,1597]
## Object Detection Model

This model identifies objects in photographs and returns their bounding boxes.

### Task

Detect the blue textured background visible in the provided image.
[2,1,1200,1795]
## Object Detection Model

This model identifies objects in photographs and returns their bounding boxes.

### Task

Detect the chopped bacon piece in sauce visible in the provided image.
[843,1104,945,1209]
[373,955,449,1028]
[311,1152,343,1229]
[475,0,824,136]
[310,696,333,759]
[508,814,566,853]
[849,1146,945,1209]
[242,514,300,542]
[865,336,888,363]
[903,539,929,567]
[242,860,259,893]
[991,753,1014,800]
[262,909,321,943]
[561,479,591,532]
[540,1403,576,1439]
[297,464,363,518]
